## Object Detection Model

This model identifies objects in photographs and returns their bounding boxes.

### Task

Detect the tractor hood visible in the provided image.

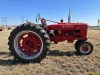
[47,23,88,30]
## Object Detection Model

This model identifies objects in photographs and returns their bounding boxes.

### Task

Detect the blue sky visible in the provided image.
[0,0,100,26]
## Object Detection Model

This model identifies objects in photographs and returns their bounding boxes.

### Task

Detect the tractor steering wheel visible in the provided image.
[35,13,40,23]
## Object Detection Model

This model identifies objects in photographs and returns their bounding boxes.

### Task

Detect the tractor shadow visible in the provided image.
[0,52,9,55]
[0,50,81,66]
[0,52,26,66]
[48,50,80,57]
[0,59,21,66]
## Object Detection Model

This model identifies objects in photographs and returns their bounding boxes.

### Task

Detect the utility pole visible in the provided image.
[97,19,100,27]
[22,17,25,23]
[0,17,7,27]
[1,17,4,26]
[4,17,7,27]
[68,8,71,23]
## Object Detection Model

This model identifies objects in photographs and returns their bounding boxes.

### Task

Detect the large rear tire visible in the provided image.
[8,23,50,63]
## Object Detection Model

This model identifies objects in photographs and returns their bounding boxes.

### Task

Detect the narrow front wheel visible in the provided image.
[75,41,93,55]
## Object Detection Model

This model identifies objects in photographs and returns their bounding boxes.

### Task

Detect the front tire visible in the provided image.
[75,41,93,55]
[75,40,84,50]
[8,23,50,63]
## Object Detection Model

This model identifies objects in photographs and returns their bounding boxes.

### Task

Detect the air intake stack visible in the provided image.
[68,8,71,23]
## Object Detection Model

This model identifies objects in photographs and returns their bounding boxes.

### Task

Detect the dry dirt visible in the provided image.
[0,29,100,75]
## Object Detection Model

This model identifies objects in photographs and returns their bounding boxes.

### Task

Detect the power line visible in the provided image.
[1,17,4,26]
[22,17,25,23]
[0,17,7,27]
[97,19,100,27]
[4,17,7,27]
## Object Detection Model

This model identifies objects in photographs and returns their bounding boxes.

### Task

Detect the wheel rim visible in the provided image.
[14,30,43,59]
[80,44,90,54]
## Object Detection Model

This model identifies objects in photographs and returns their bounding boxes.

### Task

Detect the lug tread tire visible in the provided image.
[8,23,50,63]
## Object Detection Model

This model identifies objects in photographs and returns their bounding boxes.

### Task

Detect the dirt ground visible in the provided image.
[0,28,100,75]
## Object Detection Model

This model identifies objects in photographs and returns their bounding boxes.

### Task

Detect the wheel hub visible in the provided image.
[81,44,89,52]
[18,32,42,56]
[26,40,34,48]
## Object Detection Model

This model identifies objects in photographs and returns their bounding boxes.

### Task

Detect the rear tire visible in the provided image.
[8,23,50,63]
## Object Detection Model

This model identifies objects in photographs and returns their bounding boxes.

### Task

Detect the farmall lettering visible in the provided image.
[62,25,74,28]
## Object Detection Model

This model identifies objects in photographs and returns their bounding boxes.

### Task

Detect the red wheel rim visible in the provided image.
[81,44,89,52]
[18,32,42,56]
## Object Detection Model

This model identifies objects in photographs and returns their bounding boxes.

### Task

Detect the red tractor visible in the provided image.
[8,14,93,63]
